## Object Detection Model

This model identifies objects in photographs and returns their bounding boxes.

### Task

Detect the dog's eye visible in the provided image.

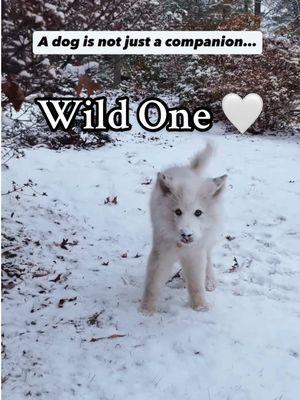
[175,209,182,216]
[194,209,202,217]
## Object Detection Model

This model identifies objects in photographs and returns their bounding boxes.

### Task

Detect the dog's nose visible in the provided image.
[180,229,194,243]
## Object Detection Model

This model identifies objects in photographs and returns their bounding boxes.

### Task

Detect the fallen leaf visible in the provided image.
[2,281,15,290]
[58,297,77,308]
[225,235,236,241]
[60,238,69,250]
[90,334,127,342]
[141,179,152,185]
[87,311,104,326]
[228,257,239,273]
[50,273,62,283]
[32,270,49,278]
[104,196,118,205]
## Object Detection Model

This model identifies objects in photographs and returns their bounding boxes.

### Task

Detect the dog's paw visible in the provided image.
[191,301,210,312]
[139,303,156,316]
[205,277,217,292]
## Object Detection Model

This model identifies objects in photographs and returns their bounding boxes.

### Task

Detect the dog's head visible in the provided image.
[155,144,227,245]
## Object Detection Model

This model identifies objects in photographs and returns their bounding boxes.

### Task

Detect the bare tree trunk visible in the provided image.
[221,3,231,21]
[113,55,121,88]
[254,0,261,16]
[244,0,251,12]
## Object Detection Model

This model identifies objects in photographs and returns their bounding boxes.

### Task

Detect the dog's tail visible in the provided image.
[190,140,215,173]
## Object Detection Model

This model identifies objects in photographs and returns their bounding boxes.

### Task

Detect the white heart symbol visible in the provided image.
[222,93,263,133]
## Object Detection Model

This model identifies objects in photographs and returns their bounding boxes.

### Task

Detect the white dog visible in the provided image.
[140,141,227,314]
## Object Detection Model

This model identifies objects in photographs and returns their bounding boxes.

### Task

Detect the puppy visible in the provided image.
[140,141,227,314]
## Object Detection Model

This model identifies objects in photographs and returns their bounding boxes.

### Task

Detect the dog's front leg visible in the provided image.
[181,250,208,311]
[205,250,217,291]
[140,247,175,314]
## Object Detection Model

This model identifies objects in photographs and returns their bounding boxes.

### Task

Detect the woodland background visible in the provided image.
[2,3,300,398]
[1,0,300,156]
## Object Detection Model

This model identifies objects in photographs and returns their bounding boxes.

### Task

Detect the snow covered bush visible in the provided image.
[177,16,299,133]
[1,101,113,150]
[1,0,188,150]
[2,0,185,94]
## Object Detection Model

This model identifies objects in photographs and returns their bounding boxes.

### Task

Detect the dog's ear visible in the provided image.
[205,174,227,198]
[157,172,173,195]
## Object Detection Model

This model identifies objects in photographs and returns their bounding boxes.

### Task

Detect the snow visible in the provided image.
[2,125,300,400]
[64,62,99,77]
[35,15,44,24]
[44,3,57,11]
[19,70,32,79]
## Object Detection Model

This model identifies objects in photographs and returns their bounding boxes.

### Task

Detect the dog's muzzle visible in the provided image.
[180,230,194,244]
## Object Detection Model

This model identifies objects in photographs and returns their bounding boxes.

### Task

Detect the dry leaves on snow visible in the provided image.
[90,334,127,342]
[104,196,118,205]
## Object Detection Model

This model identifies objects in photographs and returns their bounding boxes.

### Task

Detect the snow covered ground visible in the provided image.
[2,125,300,400]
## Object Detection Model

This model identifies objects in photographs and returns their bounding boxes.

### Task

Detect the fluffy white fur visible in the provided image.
[140,141,227,314]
